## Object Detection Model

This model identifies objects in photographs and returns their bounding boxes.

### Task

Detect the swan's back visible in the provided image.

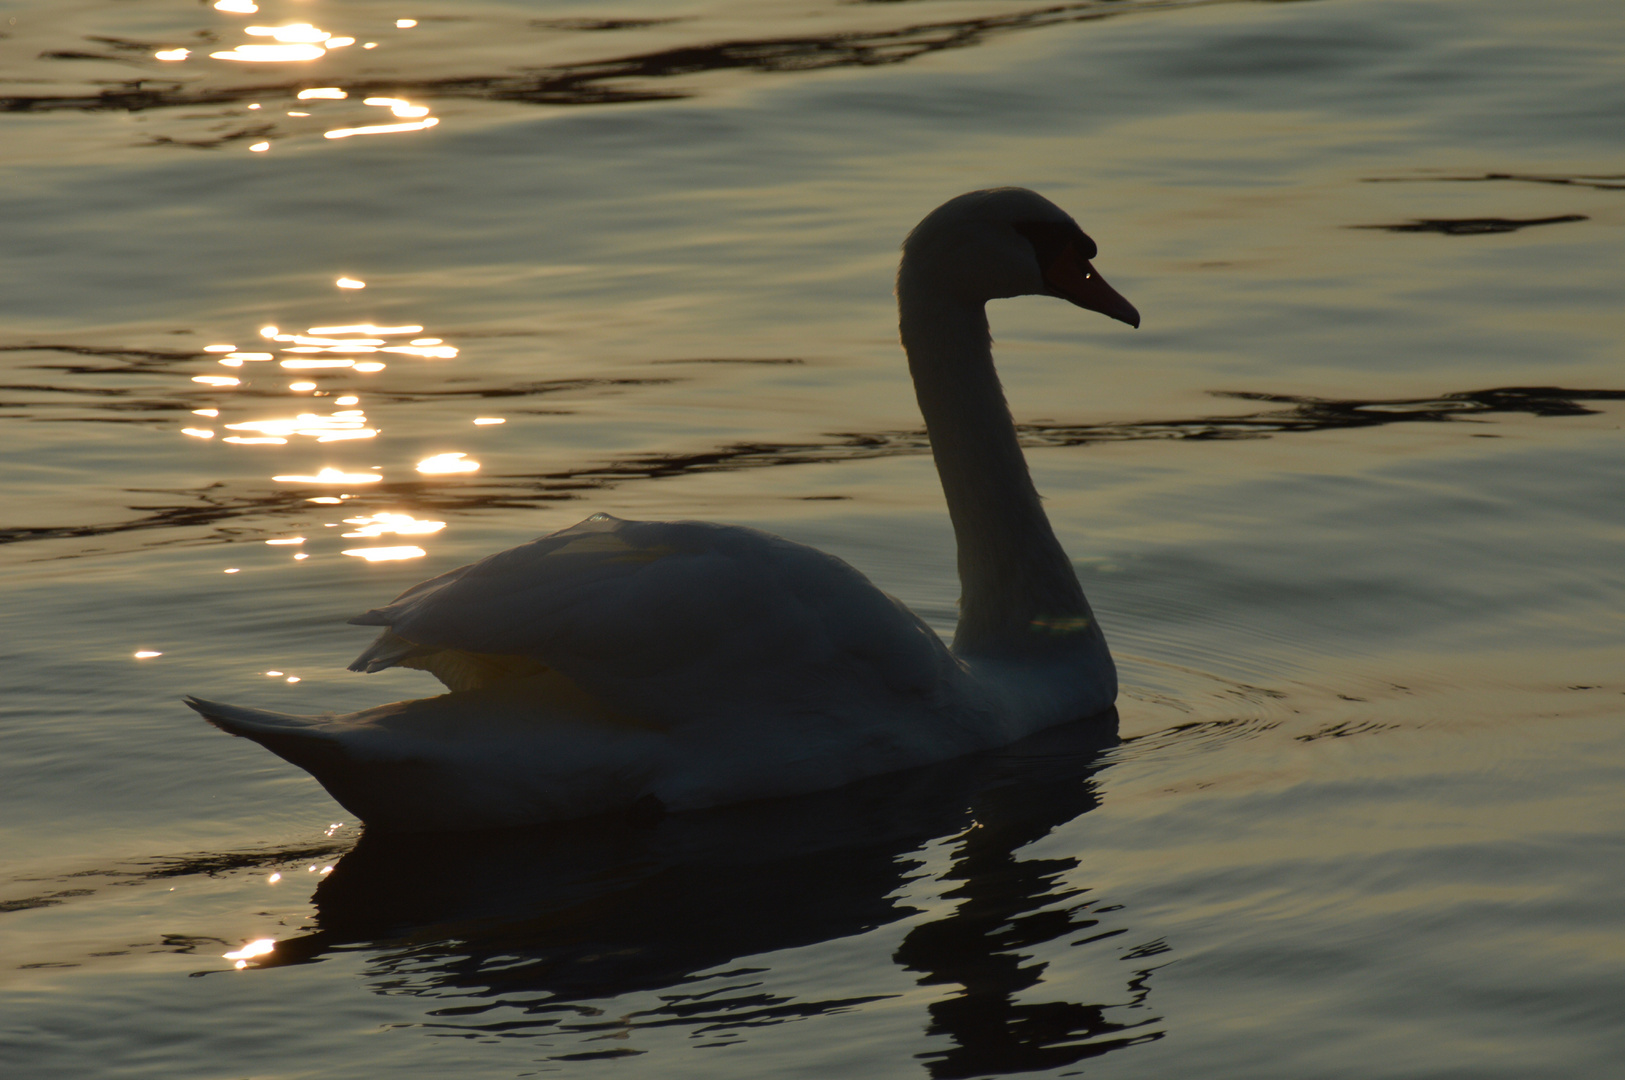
[350,514,961,731]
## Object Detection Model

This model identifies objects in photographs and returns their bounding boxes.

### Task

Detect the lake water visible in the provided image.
[2,0,1622,1076]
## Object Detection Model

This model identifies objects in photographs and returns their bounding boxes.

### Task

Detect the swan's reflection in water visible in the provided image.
[268,713,1161,1073]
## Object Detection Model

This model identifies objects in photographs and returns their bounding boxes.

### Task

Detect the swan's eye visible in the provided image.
[1012,220,1098,267]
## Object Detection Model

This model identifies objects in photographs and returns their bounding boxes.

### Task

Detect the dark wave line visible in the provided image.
[1349,214,1588,236]
[2,0,1227,116]
[1362,172,1625,192]
[3,385,1618,552]
[0,343,207,363]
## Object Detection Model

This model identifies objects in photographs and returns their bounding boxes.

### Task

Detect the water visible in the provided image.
[2,0,1621,1075]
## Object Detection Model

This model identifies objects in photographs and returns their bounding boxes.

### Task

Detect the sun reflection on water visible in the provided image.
[363,97,432,119]
[308,324,423,336]
[417,452,479,475]
[244,24,330,44]
[272,468,383,485]
[340,512,445,538]
[210,22,352,64]
[342,545,427,562]
[210,43,327,63]
[177,296,478,558]
[325,117,440,139]
[223,938,276,970]
[176,17,439,148]
[181,312,457,462]
[224,409,376,442]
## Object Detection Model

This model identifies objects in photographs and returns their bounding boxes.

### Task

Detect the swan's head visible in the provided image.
[901,187,1139,328]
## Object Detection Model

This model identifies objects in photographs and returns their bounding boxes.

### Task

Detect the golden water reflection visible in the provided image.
[145,18,441,150]
[342,545,426,562]
[244,24,331,45]
[325,118,440,140]
[210,22,356,64]
[223,938,276,970]
[272,468,382,485]
[340,512,445,538]
[210,43,327,63]
[305,324,421,336]
[180,316,459,468]
[416,452,479,475]
[169,303,478,567]
[363,97,431,119]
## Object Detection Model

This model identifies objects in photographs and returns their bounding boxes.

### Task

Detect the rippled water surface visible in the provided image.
[2,0,1622,1076]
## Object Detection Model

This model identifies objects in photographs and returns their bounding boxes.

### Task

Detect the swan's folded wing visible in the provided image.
[346,514,956,728]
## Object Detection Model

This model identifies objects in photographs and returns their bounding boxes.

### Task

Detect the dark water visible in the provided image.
[1,0,1621,1076]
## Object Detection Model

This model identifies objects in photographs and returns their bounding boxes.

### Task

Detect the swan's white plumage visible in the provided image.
[189,187,1136,831]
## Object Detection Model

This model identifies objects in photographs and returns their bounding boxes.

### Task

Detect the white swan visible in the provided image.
[187,187,1140,831]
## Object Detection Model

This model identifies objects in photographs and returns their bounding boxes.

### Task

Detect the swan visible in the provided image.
[187,187,1140,832]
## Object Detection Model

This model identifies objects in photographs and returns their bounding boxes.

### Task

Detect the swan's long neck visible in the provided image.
[898,276,1099,659]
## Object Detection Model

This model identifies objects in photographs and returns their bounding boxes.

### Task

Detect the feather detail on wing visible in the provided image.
[349,629,550,693]
[345,513,959,731]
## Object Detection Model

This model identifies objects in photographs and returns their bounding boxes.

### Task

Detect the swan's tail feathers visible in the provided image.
[183,696,354,778]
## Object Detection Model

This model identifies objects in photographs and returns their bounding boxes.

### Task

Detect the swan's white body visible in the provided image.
[189,188,1139,831]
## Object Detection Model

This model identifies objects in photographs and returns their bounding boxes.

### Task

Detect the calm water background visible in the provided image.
[2,0,1622,1076]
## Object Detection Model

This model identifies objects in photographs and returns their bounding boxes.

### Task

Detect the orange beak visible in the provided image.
[1044,244,1140,328]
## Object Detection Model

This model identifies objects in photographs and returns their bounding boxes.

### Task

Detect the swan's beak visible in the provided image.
[1044,248,1140,328]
